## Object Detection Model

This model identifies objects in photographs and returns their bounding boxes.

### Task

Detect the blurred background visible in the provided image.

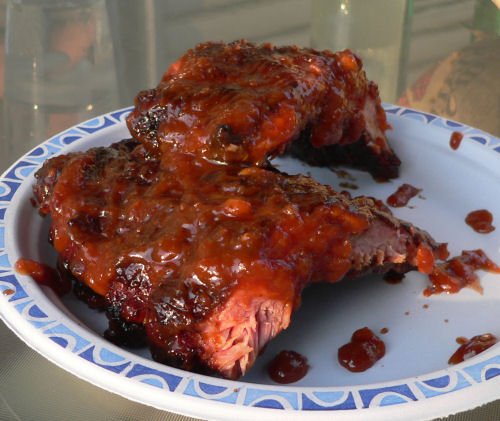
[0,1,499,420]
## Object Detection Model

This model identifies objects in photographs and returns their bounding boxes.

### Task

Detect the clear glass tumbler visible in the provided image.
[311,0,413,103]
[2,0,118,170]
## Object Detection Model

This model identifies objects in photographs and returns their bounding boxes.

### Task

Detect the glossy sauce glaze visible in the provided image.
[127,41,399,179]
[465,209,495,234]
[34,139,376,371]
[448,333,498,364]
[387,183,421,208]
[338,327,385,372]
[424,249,500,296]
[267,350,309,383]
[14,258,71,296]
[449,131,464,150]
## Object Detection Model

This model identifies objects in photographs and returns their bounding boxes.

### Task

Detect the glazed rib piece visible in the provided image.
[34,140,444,379]
[127,40,400,179]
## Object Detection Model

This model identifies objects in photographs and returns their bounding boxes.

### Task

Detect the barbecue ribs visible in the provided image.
[127,40,400,180]
[34,139,444,379]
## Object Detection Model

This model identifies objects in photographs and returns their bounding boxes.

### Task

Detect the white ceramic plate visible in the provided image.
[1,105,500,421]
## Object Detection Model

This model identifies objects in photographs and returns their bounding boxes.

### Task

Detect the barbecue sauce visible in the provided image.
[424,249,500,296]
[448,333,498,364]
[387,184,421,207]
[449,131,463,150]
[465,209,495,234]
[268,350,309,383]
[338,327,385,372]
[15,258,71,296]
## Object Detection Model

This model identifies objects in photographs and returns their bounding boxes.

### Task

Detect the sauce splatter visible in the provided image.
[387,184,421,207]
[268,350,309,383]
[338,327,385,372]
[449,333,498,364]
[2,288,15,296]
[424,249,500,296]
[380,327,389,334]
[449,131,464,150]
[465,209,495,234]
[416,244,436,274]
[14,258,71,296]
[383,270,405,284]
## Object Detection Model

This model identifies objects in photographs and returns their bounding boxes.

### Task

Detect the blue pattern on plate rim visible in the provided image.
[0,105,499,412]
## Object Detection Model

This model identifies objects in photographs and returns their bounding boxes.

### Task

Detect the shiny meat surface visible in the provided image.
[34,139,441,378]
[127,40,400,179]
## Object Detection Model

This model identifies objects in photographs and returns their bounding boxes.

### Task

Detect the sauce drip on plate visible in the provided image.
[268,350,309,383]
[387,183,421,207]
[465,209,495,234]
[15,258,71,296]
[424,249,500,296]
[449,131,464,150]
[449,333,498,364]
[338,327,385,372]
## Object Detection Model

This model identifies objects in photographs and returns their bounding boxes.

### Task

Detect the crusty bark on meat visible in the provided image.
[34,140,442,379]
[127,40,400,179]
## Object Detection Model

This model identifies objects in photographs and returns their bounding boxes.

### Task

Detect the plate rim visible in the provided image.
[1,104,500,420]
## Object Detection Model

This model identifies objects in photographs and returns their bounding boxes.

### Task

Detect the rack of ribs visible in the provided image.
[31,40,451,379]
[34,137,445,379]
[127,40,400,180]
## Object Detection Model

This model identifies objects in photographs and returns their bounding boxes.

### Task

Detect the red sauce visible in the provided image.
[387,183,421,207]
[416,244,435,274]
[424,249,500,296]
[380,327,389,334]
[448,333,498,364]
[2,288,15,296]
[465,209,495,234]
[383,270,405,284]
[14,258,71,296]
[268,350,309,383]
[449,131,463,150]
[456,336,468,345]
[338,327,385,372]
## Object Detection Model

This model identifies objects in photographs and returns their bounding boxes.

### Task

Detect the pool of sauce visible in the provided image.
[338,327,385,372]
[465,209,495,234]
[14,258,71,296]
[387,183,421,207]
[267,350,309,383]
[449,131,464,150]
[448,333,498,364]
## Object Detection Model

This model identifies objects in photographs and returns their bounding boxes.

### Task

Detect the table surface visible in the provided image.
[0,1,499,420]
